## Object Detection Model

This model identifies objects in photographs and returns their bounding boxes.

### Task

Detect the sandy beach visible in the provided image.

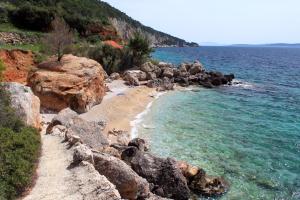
[80,80,157,140]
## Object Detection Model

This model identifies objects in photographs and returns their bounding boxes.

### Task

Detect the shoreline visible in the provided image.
[80,80,158,143]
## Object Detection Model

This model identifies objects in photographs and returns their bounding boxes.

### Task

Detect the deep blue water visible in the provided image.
[137,47,300,199]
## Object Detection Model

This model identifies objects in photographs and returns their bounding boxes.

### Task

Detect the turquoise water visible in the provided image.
[137,47,300,199]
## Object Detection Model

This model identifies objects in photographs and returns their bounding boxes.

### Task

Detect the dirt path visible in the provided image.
[23,115,82,200]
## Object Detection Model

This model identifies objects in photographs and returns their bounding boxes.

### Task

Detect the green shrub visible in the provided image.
[0,59,5,82]
[127,32,153,67]
[88,44,122,75]
[10,4,54,31]
[0,127,40,200]
[0,86,40,200]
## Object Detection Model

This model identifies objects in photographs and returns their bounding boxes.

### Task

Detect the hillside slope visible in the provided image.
[0,0,198,47]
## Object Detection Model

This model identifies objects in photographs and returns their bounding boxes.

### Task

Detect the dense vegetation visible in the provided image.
[0,87,40,200]
[0,0,190,46]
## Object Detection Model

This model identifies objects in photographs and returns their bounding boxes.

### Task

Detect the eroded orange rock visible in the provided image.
[28,54,106,113]
[0,49,35,84]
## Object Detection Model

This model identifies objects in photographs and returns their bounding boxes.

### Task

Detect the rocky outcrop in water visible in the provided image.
[1,82,41,129]
[124,61,235,90]
[27,55,106,113]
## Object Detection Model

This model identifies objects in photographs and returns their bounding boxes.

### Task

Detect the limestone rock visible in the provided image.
[27,54,106,113]
[1,82,41,129]
[93,152,150,200]
[71,161,121,200]
[73,144,94,164]
[141,62,162,79]
[47,108,109,149]
[162,67,174,78]
[110,72,121,80]
[189,61,205,75]
[123,70,146,86]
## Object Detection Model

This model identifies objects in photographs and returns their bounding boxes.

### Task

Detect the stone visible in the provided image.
[71,161,121,200]
[1,82,41,129]
[110,72,121,80]
[189,61,205,75]
[176,161,200,180]
[121,147,190,199]
[28,54,106,113]
[93,152,150,200]
[128,138,149,151]
[73,144,94,164]
[123,70,144,86]
[162,67,174,78]
[47,108,109,149]
[141,62,162,79]
[189,169,229,197]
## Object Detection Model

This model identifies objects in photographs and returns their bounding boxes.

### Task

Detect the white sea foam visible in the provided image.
[231,79,255,89]
[130,91,166,139]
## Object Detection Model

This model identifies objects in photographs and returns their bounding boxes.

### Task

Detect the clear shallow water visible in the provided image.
[137,47,300,199]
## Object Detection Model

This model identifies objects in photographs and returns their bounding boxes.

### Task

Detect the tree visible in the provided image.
[43,17,73,61]
[128,32,153,66]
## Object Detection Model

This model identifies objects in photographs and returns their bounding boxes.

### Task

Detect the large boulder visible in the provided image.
[141,62,162,80]
[27,54,106,113]
[93,152,150,200]
[121,147,190,200]
[123,70,147,86]
[46,108,109,150]
[1,82,41,129]
[71,161,122,200]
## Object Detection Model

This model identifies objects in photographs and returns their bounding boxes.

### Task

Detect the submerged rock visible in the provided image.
[189,170,229,197]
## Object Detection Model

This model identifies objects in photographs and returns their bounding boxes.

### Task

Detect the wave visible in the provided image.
[231,79,256,89]
[130,91,166,139]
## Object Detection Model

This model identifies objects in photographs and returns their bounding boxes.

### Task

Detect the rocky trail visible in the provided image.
[23,115,82,200]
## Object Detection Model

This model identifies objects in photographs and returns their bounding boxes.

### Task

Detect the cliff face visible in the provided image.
[110,18,196,47]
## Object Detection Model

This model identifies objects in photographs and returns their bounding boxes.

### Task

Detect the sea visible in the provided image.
[134,46,300,200]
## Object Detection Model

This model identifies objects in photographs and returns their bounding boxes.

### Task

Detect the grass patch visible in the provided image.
[0,43,43,53]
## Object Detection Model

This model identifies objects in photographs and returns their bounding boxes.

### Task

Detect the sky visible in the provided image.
[104,0,300,45]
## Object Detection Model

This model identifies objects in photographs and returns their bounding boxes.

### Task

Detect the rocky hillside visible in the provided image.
[0,0,198,47]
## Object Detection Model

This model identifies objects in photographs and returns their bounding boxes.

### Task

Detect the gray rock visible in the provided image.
[141,62,162,79]
[93,152,151,200]
[110,72,121,80]
[121,147,190,200]
[189,61,205,75]
[124,71,140,86]
[47,108,109,149]
[1,82,41,129]
[73,144,94,164]
[162,67,174,78]
[71,161,121,200]
[128,138,149,151]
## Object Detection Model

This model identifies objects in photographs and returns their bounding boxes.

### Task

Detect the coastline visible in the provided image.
[80,80,158,142]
